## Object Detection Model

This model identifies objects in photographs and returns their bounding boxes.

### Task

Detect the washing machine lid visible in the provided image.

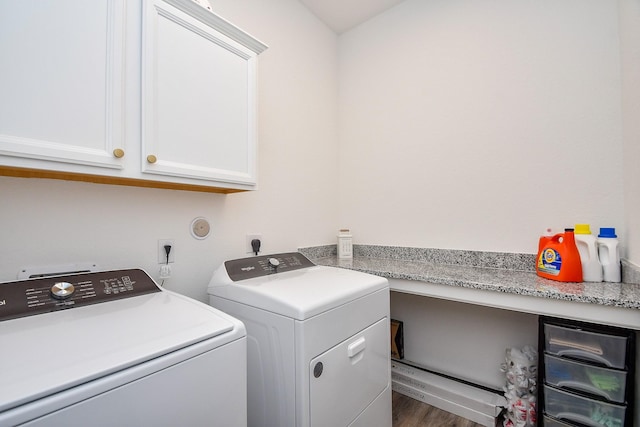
[0,269,243,413]
[208,255,388,320]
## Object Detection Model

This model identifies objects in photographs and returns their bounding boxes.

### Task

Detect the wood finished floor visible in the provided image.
[392,391,486,427]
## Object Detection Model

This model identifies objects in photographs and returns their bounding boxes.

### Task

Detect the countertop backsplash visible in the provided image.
[622,259,640,285]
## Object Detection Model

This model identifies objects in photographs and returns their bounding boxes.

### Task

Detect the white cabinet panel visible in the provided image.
[0,0,125,170]
[142,0,257,185]
[0,0,266,193]
[141,0,258,185]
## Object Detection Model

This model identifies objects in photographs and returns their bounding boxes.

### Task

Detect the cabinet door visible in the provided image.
[142,0,263,187]
[0,0,126,170]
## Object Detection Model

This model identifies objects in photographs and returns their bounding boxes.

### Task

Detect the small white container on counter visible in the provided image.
[337,229,353,259]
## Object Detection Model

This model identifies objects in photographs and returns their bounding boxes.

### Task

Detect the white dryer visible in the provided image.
[208,252,391,427]
[0,268,247,426]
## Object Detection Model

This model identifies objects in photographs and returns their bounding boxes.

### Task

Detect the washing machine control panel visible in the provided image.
[225,252,315,281]
[0,269,160,322]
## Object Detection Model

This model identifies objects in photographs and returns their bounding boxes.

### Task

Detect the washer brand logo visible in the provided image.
[240,266,255,272]
[0,299,5,306]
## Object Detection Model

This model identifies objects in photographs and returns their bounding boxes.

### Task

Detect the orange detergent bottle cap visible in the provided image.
[574,224,592,235]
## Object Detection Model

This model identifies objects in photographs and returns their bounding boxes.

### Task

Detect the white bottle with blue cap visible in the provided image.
[597,228,621,282]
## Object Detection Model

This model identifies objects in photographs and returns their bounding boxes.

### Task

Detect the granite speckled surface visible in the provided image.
[622,259,640,285]
[299,245,640,310]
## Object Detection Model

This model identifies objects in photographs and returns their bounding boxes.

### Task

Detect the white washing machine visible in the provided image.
[208,252,391,427]
[0,268,247,427]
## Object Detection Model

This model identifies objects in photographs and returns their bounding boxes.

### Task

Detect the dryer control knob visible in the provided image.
[268,258,280,268]
[51,282,75,299]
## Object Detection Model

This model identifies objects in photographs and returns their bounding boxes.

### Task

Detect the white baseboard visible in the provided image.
[391,360,506,427]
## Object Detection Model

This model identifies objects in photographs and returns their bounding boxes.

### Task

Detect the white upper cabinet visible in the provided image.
[0,0,126,170]
[0,0,267,193]
[141,0,265,186]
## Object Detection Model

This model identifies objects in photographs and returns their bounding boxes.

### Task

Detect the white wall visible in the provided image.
[620,0,640,267]
[0,0,339,302]
[338,0,627,254]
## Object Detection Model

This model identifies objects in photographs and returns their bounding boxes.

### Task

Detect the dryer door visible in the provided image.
[309,317,389,426]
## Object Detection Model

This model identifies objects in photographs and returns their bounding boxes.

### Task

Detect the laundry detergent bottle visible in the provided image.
[598,228,621,282]
[536,228,583,282]
[574,224,603,282]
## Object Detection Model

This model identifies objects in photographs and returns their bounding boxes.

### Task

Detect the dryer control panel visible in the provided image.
[0,269,160,322]
[225,252,315,282]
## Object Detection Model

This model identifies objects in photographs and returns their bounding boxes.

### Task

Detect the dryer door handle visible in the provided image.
[347,337,366,358]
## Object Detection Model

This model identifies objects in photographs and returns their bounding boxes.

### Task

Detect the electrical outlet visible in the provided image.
[246,233,262,254]
[158,239,175,264]
[159,264,172,279]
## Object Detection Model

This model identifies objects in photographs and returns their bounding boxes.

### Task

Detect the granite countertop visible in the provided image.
[302,245,640,310]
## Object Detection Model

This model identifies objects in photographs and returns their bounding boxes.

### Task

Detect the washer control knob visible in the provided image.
[51,282,75,299]
[268,258,280,268]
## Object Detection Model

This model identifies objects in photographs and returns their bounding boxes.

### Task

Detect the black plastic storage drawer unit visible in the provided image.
[538,317,635,427]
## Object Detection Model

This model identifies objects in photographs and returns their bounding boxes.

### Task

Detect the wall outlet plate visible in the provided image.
[246,233,262,254]
[159,264,172,279]
[158,239,175,264]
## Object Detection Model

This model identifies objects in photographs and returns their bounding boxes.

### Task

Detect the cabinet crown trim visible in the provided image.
[163,0,268,54]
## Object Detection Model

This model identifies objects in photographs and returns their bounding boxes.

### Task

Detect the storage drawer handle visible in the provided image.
[556,349,613,367]
[556,380,613,402]
[347,337,366,358]
[555,412,605,427]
